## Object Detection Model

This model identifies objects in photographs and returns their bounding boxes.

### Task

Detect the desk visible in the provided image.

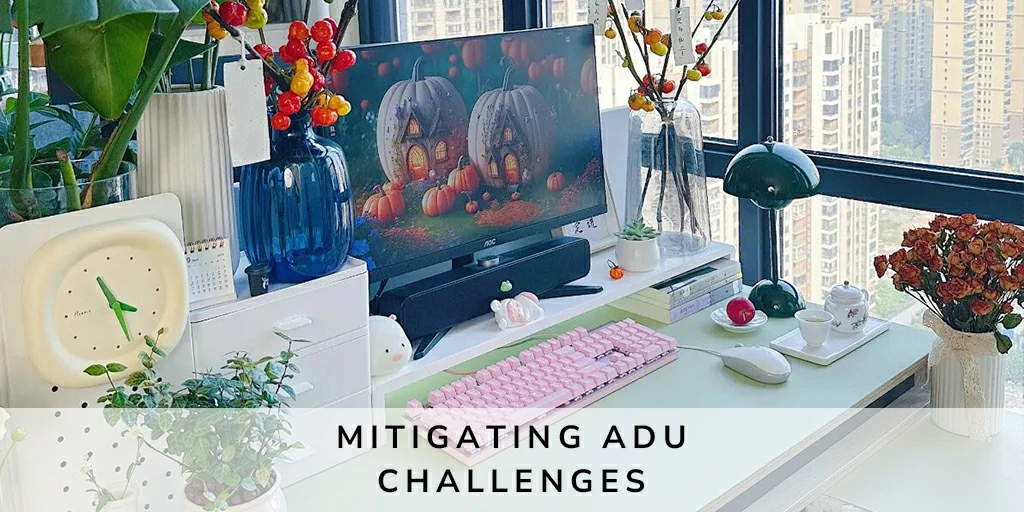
[825,412,1024,512]
[284,299,933,511]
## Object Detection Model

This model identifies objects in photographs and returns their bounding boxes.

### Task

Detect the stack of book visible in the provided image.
[612,258,742,324]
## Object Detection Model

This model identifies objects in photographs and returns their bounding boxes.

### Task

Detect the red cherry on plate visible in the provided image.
[726,297,757,326]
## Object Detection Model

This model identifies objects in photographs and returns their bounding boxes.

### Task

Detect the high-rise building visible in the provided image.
[930,0,1012,170]
[880,0,933,120]
[398,0,503,41]
[1009,0,1024,148]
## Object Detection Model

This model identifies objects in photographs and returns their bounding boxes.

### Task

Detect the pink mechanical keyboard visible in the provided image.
[404,318,678,464]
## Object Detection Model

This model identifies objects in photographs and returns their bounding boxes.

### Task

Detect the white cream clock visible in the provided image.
[0,194,195,408]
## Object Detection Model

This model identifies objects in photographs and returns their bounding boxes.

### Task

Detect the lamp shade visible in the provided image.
[723,138,821,209]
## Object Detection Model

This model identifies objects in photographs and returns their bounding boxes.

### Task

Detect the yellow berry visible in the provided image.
[336,101,352,116]
[686,69,702,81]
[604,28,616,39]
[712,9,725,20]
[650,42,668,56]
[641,100,655,112]
[704,11,714,21]
[628,16,642,33]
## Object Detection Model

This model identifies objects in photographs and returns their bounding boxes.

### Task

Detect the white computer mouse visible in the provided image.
[719,345,791,384]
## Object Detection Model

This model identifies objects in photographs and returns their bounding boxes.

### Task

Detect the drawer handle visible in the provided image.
[279,381,314,398]
[273,316,312,332]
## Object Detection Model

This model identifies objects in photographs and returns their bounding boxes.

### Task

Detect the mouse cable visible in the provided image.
[676,345,721,357]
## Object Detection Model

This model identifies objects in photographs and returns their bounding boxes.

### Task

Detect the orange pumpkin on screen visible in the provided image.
[553,58,566,78]
[462,40,486,70]
[383,180,404,193]
[422,183,455,216]
[546,172,565,191]
[503,38,539,69]
[448,156,480,194]
[363,185,405,223]
[378,62,391,77]
[528,62,543,82]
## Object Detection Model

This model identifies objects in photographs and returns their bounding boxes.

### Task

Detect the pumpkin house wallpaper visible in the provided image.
[327,26,606,274]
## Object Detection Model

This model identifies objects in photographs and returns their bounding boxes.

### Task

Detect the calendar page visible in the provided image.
[186,238,237,309]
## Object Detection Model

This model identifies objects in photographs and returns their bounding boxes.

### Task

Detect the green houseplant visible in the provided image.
[87,331,304,511]
[0,0,213,221]
[615,217,661,273]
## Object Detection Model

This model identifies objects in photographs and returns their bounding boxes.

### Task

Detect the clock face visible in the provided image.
[21,217,190,389]
[53,245,170,359]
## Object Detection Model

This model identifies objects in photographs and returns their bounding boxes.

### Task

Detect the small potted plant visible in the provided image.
[615,217,661,272]
[80,441,144,512]
[874,213,1021,439]
[0,408,27,476]
[89,332,304,511]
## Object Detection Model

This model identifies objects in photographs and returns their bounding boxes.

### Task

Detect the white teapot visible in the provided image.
[824,281,870,334]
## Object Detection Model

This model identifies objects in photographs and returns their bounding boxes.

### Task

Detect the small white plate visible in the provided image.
[711,308,768,333]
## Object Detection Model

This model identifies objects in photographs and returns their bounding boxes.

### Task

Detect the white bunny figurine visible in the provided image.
[369,314,412,376]
[491,292,544,330]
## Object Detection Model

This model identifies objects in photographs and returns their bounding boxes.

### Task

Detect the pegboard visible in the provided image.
[2,408,184,512]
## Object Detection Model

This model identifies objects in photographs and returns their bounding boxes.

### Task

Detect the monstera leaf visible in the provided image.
[45,13,156,119]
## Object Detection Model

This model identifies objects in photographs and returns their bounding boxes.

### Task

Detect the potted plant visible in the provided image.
[88,331,304,511]
[0,407,27,475]
[0,0,213,223]
[80,441,144,512]
[615,217,661,272]
[874,213,1021,439]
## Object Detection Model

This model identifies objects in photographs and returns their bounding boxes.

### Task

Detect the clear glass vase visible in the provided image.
[624,99,711,255]
[238,110,354,283]
[0,161,137,228]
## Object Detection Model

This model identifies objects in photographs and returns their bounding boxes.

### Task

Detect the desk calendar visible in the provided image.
[186,238,237,308]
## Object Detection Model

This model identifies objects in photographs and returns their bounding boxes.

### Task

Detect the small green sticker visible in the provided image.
[499,280,513,293]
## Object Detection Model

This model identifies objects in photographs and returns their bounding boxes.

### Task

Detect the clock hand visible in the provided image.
[97,276,133,342]
[112,304,132,343]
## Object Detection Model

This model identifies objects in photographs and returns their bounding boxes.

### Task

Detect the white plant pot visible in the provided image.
[614,238,660,273]
[181,470,287,512]
[931,349,1006,437]
[99,483,140,512]
[137,86,239,272]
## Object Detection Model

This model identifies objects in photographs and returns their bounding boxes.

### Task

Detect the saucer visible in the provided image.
[711,308,768,333]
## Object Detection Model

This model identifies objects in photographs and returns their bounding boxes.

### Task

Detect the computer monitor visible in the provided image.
[328,25,607,281]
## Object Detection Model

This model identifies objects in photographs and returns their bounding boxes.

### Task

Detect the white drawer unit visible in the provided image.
[278,388,373,487]
[284,328,370,410]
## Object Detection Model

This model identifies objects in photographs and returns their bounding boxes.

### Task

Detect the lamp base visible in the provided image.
[749,279,805,318]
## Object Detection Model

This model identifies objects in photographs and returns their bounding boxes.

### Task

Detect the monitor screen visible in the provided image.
[328,26,607,281]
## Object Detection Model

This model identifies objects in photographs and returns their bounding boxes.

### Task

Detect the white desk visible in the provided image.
[826,411,1024,512]
[284,297,934,511]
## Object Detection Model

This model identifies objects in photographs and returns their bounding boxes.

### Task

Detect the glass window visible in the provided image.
[782,0,1024,175]
[397,0,504,41]
[547,0,740,141]
[706,177,740,250]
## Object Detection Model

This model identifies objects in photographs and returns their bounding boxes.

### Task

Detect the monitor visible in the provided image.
[328,25,607,281]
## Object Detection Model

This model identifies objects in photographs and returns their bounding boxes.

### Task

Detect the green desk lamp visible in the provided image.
[723,137,821,318]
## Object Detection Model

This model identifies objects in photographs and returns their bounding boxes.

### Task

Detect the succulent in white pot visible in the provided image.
[614,218,661,273]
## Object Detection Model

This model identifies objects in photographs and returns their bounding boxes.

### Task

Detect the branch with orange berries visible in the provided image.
[603,0,739,115]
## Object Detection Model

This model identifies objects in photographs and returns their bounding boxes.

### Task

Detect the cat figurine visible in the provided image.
[490,292,544,330]
[369,314,412,376]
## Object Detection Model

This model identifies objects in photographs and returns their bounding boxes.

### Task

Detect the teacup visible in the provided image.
[795,309,834,348]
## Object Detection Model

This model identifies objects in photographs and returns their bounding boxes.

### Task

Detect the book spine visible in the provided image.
[634,263,737,303]
[666,272,741,307]
[666,279,743,324]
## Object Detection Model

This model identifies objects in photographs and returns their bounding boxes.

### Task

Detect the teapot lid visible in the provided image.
[830,281,864,301]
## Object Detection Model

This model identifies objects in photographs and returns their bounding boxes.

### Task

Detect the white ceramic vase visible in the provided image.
[931,348,1006,437]
[99,483,139,512]
[614,238,661,273]
[137,86,239,272]
[181,470,287,512]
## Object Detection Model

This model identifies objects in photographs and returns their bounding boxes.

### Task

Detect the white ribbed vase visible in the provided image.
[926,312,1009,438]
[137,86,239,272]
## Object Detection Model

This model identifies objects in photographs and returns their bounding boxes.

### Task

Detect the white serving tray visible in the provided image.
[771,316,891,366]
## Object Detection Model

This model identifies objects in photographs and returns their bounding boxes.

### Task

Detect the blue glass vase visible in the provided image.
[238,110,353,283]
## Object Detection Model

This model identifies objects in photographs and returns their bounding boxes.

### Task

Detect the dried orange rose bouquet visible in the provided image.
[874,214,1022,353]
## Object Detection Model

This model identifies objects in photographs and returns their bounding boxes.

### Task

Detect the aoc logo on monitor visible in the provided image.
[484,239,497,248]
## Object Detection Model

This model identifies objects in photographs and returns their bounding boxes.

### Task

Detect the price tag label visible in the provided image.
[589,0,606,33]
[624,0,646,11]
[671,7,696,67]
[223,57,271,167]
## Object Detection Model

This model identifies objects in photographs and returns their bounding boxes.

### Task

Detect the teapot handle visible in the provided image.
[861,287,870,303]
